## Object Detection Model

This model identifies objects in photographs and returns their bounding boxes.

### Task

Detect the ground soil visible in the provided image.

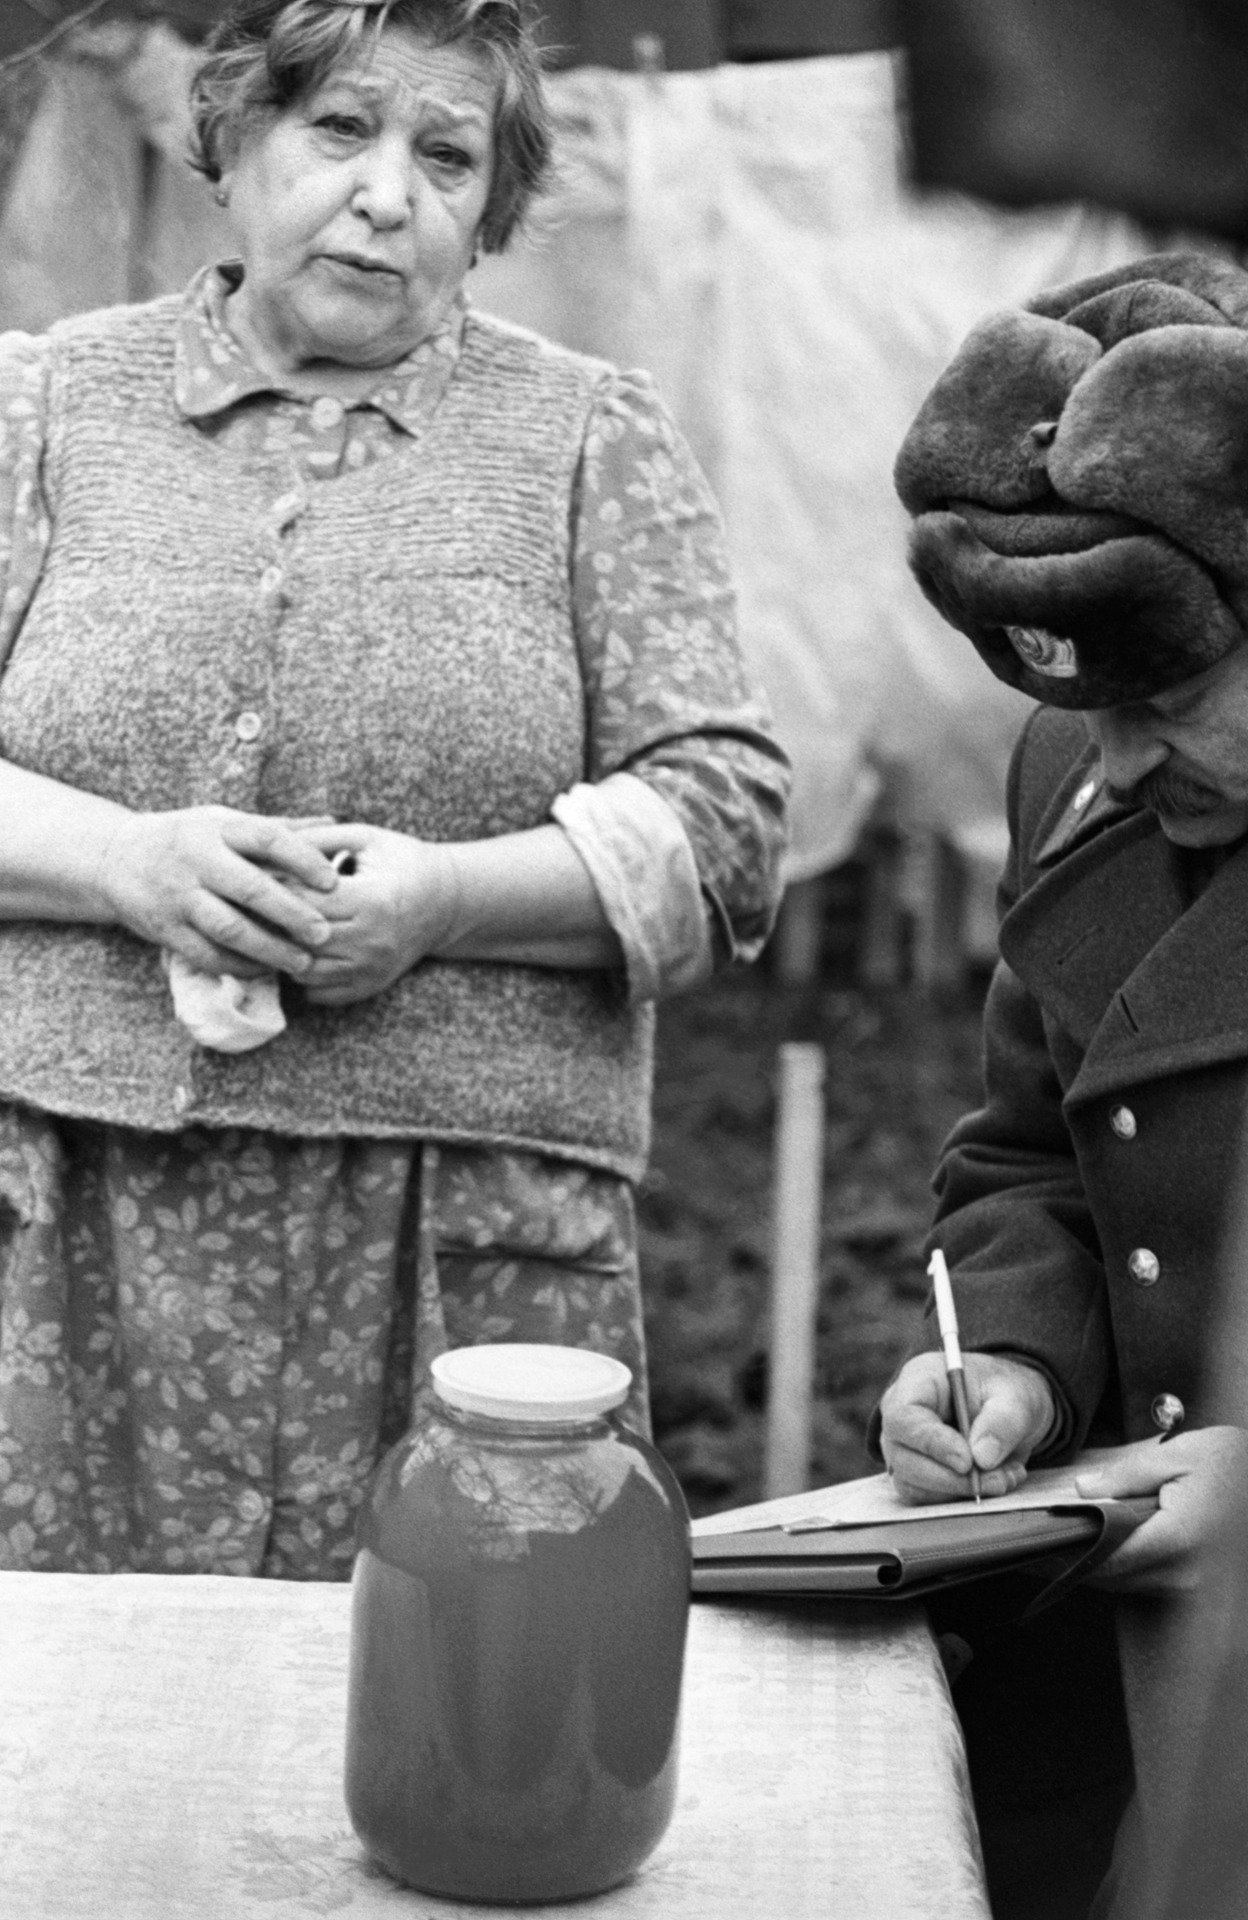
[641,943,989,1520]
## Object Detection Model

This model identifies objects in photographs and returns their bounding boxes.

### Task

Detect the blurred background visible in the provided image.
[2,0,1246,1520]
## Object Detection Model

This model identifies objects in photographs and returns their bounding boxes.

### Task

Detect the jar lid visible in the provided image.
[430,1344,632,1422]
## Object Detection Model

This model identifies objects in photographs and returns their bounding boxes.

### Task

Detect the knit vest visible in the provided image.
[0,296,653,1179]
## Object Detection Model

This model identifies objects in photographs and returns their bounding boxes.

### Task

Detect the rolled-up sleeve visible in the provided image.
[0,331,51,661]
[553,771,713,1001]
[566,368,791,986]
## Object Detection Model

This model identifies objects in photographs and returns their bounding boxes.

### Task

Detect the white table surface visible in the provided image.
[0,1571,989,1919]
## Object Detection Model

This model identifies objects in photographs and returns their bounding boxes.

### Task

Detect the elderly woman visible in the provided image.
[0,0,788,1578]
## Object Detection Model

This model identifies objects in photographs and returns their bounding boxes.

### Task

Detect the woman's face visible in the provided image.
[221,28,496,375]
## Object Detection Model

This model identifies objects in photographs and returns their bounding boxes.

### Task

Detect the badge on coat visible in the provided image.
[1007,625,1080,678]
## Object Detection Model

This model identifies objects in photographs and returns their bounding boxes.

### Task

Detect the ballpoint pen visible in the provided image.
[928,1248,982,1503]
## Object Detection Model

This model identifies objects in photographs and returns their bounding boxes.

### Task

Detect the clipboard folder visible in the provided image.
[692,1496,1156,1608]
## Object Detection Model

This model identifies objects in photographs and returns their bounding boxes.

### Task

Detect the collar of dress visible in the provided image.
[173,260,467,436]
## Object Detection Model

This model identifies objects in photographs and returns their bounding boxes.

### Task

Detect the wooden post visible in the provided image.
[763,1042,826,1498]
[858,827,905,988]
[127,136,161,306]
[905,828,967,994]
[561,0,719,70]
[773,875,825,987]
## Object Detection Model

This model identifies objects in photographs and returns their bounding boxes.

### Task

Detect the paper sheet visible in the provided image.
[690,1452,1125,1538]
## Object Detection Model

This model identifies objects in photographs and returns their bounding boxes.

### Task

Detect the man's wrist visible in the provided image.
[984,1352,1071,1460]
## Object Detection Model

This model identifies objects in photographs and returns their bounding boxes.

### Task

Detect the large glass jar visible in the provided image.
[344,1343,692,1902]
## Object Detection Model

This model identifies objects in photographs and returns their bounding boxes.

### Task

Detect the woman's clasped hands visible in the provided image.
[98,806,456,1003]
[100,805,340,979]
[287,823,460,1007]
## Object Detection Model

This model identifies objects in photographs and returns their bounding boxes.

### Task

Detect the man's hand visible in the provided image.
[1074,1428,1248,1595]
[879,1350,1058,1503]
[100,807,338,978]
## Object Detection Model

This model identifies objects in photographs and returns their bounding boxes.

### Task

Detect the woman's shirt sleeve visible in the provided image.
[0,332,52,667]
[562,368,791,1000]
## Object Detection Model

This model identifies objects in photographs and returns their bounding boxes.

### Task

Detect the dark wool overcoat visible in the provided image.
[930,703,1248,1454]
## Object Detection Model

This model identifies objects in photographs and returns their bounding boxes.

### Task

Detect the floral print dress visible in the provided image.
[0,267,789,1578]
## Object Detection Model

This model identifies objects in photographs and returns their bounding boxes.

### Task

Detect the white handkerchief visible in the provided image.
[165,953,287,1053]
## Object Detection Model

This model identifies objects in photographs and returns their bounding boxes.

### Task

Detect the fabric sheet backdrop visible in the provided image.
[0,30,1157,879]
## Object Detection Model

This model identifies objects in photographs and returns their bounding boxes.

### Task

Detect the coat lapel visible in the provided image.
[1031,754,1121,869]
[1001,813,1183,1052]
[1075,837,1248,1101]
[1002,812,1248,1102]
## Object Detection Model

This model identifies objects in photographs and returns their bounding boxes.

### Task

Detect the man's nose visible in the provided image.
[1083,707,1168,793]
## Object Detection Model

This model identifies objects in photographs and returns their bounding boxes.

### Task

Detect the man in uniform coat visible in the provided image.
[879,251,1248,1919]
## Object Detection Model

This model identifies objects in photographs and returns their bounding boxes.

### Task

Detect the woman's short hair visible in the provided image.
[190,0,551,253]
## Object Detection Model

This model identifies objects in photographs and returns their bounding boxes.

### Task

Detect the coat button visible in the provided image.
[1110,1105,1137,1140]
[234,710,263,743]
[1150,1392,1185,1434]
[1128,1248,1160,1286]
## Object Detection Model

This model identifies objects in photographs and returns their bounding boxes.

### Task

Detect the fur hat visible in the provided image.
[894,252,1248,709]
